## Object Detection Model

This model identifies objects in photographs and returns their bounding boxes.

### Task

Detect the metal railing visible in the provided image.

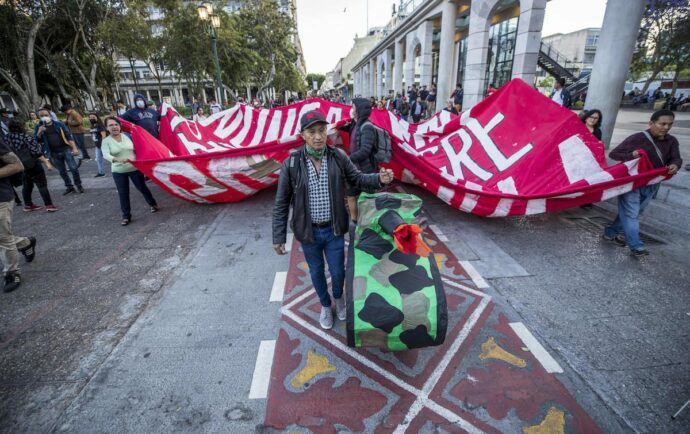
[539,41,573,68]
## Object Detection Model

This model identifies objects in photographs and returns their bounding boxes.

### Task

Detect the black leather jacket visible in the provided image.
[273,146,381,245]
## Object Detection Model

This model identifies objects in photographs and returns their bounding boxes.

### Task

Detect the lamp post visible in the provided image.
[198,3,224,105]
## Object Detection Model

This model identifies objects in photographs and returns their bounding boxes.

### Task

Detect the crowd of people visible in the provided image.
[0,82,684,298]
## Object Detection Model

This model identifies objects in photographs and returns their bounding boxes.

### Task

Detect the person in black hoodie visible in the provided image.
[346,98,378,222]
[120,93,161,138]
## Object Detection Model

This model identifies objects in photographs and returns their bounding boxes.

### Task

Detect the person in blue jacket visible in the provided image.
[120,93,160,138]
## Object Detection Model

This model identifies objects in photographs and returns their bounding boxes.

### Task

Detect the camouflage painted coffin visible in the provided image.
[346,193,448,351]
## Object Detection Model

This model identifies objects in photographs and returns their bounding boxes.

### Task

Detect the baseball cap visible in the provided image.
[300,110,328,132]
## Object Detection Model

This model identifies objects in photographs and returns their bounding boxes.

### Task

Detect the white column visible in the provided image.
[419,20,434,88]
[436,1,458,112]
[246,85,251,100]
[394,39,404,95]
[405,33,418,88]
[585,0,646,147]
[463,0,500,109]
[369,58,377,97]
[377,55,385,98]
[382,47,393,96]
[511,0,547,85]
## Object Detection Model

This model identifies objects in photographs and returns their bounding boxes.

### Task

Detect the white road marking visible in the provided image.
[248,340,277,399]
[281,278,490,434]
[285,233,294,252]
[459,260,490,289]
[429,224,449,242]
[509,322,563,374]
[269,272,287,302]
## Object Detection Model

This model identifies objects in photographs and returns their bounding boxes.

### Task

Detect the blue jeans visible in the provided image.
[301,226,345,307]
[95,147,105,175]
[604,184,659,251]
[50,150,82,188]
[73,133,90,159]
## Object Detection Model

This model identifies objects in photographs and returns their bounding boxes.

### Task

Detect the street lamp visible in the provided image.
[198,3,224,105]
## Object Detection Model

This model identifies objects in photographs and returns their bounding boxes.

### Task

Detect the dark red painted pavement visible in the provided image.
[263,226,603,433]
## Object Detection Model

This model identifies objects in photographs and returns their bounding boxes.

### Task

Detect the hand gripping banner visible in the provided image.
[125,79,669,215]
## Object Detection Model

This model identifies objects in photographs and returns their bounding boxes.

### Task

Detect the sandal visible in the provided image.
[121,218,131,226]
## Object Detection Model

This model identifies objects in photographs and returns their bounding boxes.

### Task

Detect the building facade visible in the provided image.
[352,0,549,110]
[542,28,600,77]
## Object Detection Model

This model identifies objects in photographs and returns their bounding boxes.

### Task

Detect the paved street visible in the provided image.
[0,108,688,433]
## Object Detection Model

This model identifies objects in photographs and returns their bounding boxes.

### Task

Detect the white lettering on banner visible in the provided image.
[413,116,450,150]
[440,129,493,181]
[558,135,612,184]
[249,109,270,146]
[489,198,514,217]
[230,106,255,147]
[497,177,518,195]
[208,158,258,195]
[465,113,534,171]
[177,133,230,154]
[264,111,283,143]
[214,105,242,139]
[526,199,546,214]
[293,102,322,135]
[326,107,343,124]
[281,108,297,138]
[152,161,227,203]
[387,111,411,143]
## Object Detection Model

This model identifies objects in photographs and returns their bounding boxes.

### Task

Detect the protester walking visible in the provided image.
[551,78,572,107]
[6,120,56,212]
[34,108,83,195]
[346,98,379,223]
[272,111,394,329]
[101,117,159,226]
[580,109,603,140]
[120,93,161,138]
[63,104,91,160]
[0,135,37,292]
[411,97,424,123]
[89,113,107,177]
[603,110,682,256]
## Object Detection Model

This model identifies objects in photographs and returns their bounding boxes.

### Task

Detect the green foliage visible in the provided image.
[573,100,584,110]
[305,73,326,90]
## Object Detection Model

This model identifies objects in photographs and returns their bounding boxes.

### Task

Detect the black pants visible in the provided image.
[22,164,53,206]
[113,170,157,219]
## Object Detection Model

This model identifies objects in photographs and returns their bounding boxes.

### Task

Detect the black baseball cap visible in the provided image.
[300,110,328,132]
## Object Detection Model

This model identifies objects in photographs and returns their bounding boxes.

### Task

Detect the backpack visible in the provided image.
[361,121,392,164]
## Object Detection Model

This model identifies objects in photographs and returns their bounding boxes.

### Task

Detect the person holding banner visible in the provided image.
[346,98,380,223]
[603,109,681,256]
[101,117,159,226]
[120,93,161,139]
[272,110,394,330]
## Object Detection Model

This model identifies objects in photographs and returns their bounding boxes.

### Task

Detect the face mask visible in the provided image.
[40,116,51,123]
[305,145,325,160]
[136,100,145,109]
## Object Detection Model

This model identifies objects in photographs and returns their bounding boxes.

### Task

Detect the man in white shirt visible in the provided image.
[208,99,222,114]
[551,78,571,107]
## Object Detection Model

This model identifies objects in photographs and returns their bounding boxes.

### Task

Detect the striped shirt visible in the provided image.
[306,157,331,224]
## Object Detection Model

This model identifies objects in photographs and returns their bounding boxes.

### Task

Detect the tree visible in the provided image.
[632,0,690,94]
[0,1,51,115]
[305,73,326,91]
[233,0,305,101]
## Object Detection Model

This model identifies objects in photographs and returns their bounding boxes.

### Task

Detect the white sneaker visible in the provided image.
[335,297,346,321]
[319,306,333,329]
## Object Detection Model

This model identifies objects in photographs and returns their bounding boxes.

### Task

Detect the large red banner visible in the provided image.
[125,79,668,216]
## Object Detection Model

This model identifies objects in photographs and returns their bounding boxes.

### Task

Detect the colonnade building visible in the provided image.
[352,0,547,110]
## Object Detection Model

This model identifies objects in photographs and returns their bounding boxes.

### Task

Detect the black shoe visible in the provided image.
[121,218,131,226]
[602,234,626,247]
[18,237,36,263]
[82,157,92,161]
[15,200,22,206]
[77,186,84,194]
[94,173,105,178]
[150,205,159,213]
[3,272,21,293]
[76,159,82,169]
[631,248,649,257]
[63,187,76,195]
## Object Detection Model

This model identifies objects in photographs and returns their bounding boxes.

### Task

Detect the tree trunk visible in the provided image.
[640,66,663,95]
[26,19,44,109]
[129,58,139,91]
[670,65,681,97]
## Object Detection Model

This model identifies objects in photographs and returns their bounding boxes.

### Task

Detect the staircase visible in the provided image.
[538,41,589,101]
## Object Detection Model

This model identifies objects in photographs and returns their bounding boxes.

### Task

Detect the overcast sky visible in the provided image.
[295,0,608,74]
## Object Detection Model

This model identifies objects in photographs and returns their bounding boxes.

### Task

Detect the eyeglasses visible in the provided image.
[588,116,600,120]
